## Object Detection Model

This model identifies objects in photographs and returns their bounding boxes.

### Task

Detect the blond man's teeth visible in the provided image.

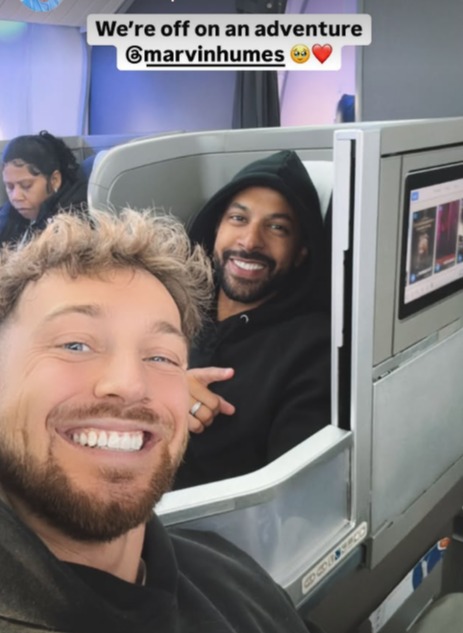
[71,430,144,451]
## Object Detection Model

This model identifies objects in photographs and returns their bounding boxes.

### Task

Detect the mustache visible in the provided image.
[221,249,276,271]
[47,402,160,426]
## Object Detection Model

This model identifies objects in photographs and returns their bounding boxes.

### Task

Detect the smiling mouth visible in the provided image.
[231,258,266,271]
[67,429,150,452]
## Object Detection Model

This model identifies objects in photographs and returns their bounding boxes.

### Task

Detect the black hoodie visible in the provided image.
[174,150,331,489]
[0,501,311,632]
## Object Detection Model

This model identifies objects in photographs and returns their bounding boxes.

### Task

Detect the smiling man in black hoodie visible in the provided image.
[175,150,331,489]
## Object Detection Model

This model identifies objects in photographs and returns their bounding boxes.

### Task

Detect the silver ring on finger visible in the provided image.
[189,401,203,417]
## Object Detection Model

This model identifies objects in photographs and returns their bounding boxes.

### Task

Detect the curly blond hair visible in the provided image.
[0,208,213,342]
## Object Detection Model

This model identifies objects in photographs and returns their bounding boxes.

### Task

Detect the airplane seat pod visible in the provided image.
[302,159,334,311]
[302,159,333,222]
[407,593,463,633]
[324,195,333,282]
[80,153,97,179]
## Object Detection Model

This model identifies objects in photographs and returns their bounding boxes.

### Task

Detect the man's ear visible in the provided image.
[49,170,62,194]
[295,246,309,268]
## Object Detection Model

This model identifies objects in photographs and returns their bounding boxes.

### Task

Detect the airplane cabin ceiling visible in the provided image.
[0,0,135,29]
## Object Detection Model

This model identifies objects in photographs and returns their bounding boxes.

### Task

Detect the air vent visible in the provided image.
[0,0,135,29]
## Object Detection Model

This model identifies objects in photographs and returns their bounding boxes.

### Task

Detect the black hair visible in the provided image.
[1,131,79,183]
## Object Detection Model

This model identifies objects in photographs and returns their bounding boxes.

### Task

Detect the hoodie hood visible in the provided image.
[188,150,330,315]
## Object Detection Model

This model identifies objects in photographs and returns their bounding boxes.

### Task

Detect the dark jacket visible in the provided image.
[174,150,331,489]
[0,175,88,246]
[0,501,310,633]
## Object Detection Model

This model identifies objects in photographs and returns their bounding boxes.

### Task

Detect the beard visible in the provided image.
[0,402,182,543]
[213,249,290,304]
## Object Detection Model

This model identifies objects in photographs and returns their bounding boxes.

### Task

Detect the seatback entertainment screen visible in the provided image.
[400,163,463,319]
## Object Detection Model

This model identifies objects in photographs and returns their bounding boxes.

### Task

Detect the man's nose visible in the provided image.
[237,222,264,251]
[93,354,149,404]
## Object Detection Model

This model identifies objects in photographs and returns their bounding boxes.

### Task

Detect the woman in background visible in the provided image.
[0,131,88,245]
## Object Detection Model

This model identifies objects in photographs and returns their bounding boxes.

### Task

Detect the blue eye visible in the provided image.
[147,355,178,366]
[61,342,89,352]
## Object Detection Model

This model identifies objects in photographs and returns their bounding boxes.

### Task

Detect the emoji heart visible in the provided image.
[312,44,332,64]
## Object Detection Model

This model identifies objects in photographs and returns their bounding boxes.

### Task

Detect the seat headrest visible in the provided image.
[302,161,334,220]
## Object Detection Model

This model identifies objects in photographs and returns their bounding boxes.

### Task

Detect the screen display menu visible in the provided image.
[400,163,463,318]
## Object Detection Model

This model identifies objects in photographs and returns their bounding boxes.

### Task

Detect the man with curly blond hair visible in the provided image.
[0,208,311,633]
